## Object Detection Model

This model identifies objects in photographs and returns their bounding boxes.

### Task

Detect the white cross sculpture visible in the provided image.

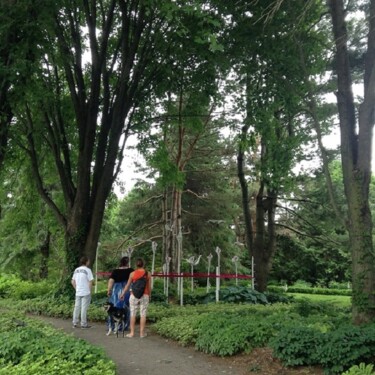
[207,253,213,293]
[215,247,221,272]
[127,246,134,266]
[232,255,239,285]
[186,255,202,291]
[176,230,183,295]
[215,247,221,302]
[165,256,171,297]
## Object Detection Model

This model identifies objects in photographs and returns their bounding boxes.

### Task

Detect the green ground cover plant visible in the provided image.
[343,363,375,375]
[1,275,372,374]
[0,312,116,375]
[152,301,349,360]
[0,274,50,299]
[270,323,375,374]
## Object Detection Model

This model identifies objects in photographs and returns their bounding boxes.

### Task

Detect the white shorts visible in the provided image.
[129,294,150,317]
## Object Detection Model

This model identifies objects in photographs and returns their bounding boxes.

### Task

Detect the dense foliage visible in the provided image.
[1,275,375,374]
[0,312,115,374]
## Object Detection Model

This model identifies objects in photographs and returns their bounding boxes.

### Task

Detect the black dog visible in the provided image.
[103,302,129,337]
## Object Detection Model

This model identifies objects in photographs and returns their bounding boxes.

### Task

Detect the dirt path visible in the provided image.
[36,316,244,375]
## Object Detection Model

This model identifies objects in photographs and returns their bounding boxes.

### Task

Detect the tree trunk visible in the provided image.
[252,186,278,292]
[168,186,182,275]
[348,174,375,323]
[39,231,50,279]
[328,0,375,324]
[162,188,168,266]
[237,123,254,258]
[21,1,165,289]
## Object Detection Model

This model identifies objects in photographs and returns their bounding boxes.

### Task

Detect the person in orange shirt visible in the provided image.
[120,258,152,338]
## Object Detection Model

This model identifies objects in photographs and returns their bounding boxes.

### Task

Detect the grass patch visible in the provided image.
[289,293,351,308]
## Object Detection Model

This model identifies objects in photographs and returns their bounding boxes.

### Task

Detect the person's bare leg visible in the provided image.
[140,316,146,337]
[127,315,136,337]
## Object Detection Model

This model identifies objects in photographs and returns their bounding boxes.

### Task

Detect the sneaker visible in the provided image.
[72,324,77,328]
[81,325,92,329]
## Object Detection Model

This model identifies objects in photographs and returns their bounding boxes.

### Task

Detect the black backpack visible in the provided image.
[131,272,147,299]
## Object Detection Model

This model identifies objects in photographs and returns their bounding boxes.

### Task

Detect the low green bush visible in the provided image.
[0,295,107,321]
[153,314,203,345]
[264,291,294,304]
[291,298,344,317]
[0,274,51,300]
[182,289,208,305]
[2,279,367,374]
[203,286,269,304]
[195,313,277,356]
[12,280,50,300]
[342,363,375,375]
[0,312,116,374]
[153,303,295,356]
[270,323,375,374]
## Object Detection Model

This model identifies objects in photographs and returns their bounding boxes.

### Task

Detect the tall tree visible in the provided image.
[0,0,44,170]
[10,1,219,287]
[327,0,375,324]
[219,0,326,291]
[102,129,242,275]
[272,160,351,287]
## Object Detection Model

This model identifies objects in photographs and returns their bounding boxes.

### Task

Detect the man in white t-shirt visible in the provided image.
[71,256,94,328]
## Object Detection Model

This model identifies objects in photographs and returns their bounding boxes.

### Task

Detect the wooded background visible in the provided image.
[0,0,374,324]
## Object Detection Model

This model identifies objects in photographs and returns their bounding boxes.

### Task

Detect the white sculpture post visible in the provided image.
[206,253,213,293]
[162,263,167,295]
[180,272,184,306]
[127,246,134,266]
[151,241,157,289]
[176,230,183,295]
[186,255,202,292]
[165,256,171,298]
[215,247,221,302]
[232,255,239,286]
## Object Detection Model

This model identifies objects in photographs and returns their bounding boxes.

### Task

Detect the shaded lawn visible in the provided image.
[289,292,351,308]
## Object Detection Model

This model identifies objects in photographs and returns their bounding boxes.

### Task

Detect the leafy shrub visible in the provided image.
[291,298,341,317]
[329,281,351,290]
[151,288,170,303]
[342,363,375,375]
[264,291,294,304]
[0,295,107,321]
[0,275,24,298]
[91,291,108,304]
[315,325,375,374]
[195,314,251,356]
[0,274,50,299]
[203,286,269,304]
[0,356,115,375]
[12,280,50,300]
[0,312,116,374]
[153,314,203,345]
[270,325,321,366]
[182,289,208,305]
[195,312,277,356]
[152,303,295,356]
[293,280,313,288]
[271,323,375,374]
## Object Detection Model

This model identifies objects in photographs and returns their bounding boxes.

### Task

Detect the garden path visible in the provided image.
[36,316,244,375]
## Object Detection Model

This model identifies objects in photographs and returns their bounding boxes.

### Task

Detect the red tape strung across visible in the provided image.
[96,271,252,279]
